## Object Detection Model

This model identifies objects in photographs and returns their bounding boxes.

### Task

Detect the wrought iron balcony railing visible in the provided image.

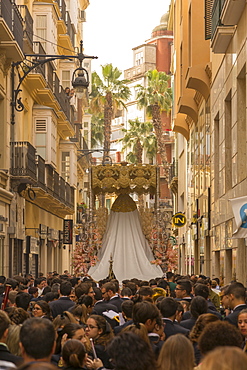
[10,141,37,181]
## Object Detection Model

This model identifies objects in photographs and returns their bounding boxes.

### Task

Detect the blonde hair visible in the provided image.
[157,334,194,370]
[6,324,21,356]
[200,346,247,370]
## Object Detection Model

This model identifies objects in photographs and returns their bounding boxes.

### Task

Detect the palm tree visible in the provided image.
[91,113,104,148]
[121,118,157,164]
[136,69,172,179]
[90,64,131,160]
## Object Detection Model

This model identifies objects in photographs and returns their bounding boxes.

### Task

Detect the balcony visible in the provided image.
[18,5,33,54]
[169,159,178,194]
[211,0,236,53]
[221,0,245,26]
[0,0,23,60]
[10,142,37,181]
[32,162,74,217]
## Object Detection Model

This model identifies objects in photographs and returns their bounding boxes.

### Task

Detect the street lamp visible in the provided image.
[11,40,97,125]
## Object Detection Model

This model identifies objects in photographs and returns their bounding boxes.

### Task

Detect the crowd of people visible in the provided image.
[0,271,246,370]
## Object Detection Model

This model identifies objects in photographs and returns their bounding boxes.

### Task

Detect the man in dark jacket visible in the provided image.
[49,280,75,318]
[160,297,189,338]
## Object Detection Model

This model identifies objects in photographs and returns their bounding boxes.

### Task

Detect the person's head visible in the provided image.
[139,286,154,301]
[107,332,156,370]
[152,287,166,302]
[62,339,86,368]
[28,287,38,298]
[8,290,18,306]
[120,287,132,298]
[55,323,88,355]
[0,311,11,341]
[5,278,19,291]
[190,296,208,319]
[132,301,160,332]
[20,318,56,361]
[199,346,247,370]
[5,307,30,325]
[34,278,46,290]
[6,324,21,356]
[224,282,246,309]
[175,279,192,299]
[198,321,243,356]
[238,308,247,338]
[32,300,51,318]
[220,285,230,309]
[75,282,94,300]
[159,297,177,319]
[189,313,219,343]
[211,280,217,289]
[85,315,113,346]
[60,281,72,297]
[69,304,88,324]
[52,311,77,331]
[194,283,209,299]
[157,334,194,370]
[15,292,31,311]
[121,299,134,320]
[101,282,117,301]
[122,322,150,344]
[166,272,175,281]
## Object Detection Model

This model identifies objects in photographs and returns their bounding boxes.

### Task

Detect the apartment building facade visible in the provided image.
[169,0,247,284]
[0,0,90,277]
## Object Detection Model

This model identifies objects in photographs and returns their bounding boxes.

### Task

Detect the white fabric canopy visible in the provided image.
[88,209,163,282]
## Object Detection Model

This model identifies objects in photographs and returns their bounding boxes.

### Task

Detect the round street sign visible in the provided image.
[172,212,187,228]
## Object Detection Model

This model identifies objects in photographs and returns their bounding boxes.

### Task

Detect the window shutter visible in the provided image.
[205,0,213,40]
[35,119,47,133]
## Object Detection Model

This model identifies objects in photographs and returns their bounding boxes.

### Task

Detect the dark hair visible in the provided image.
[62,339,86,368]
[125,282,137,295]
[102,282,117,294]
[121,300,134,319]
[176,279,192,295]
[190,296,208,319]
[5,307,30,325]
[225,282,246,301]
[132,300,160,324]
[166,272,174,280]
[5,278,19,290]
[60,281,72,296]
[34,278,46,287]
[34,300,51,317]
[15,292,31,311]
[0,311,10,338]
[93,287,102,301]
[20,318,55,359]
[78,295,93,307]
[18,362,57,370]
[55,323,83,354]
[107,332,156,370]
[159,297,178,318]
[88,315,113,346]
[121,287,132,297]
[139,286,153,297]
[43,292,59,303]
[42,286,51,295]
[28,287,38,295]
[194,283,209,299]
[198,321,243,355]
[69,304,88,324]
[75,282,92,299]
[189,313,219,343]
[0,276,6,285]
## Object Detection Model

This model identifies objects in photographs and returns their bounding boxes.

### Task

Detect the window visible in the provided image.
[135,52,143,66]
[36,15,47,50]
[62,70,71,89]
[61,152,70,182]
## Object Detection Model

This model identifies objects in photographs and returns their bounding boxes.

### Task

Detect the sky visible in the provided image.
[83,0,171,75]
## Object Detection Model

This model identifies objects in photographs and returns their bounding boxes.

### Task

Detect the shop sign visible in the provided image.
[48,228,59,241]
[172,212,187,228]
[39,224,47,239]
[63,220,73,244]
